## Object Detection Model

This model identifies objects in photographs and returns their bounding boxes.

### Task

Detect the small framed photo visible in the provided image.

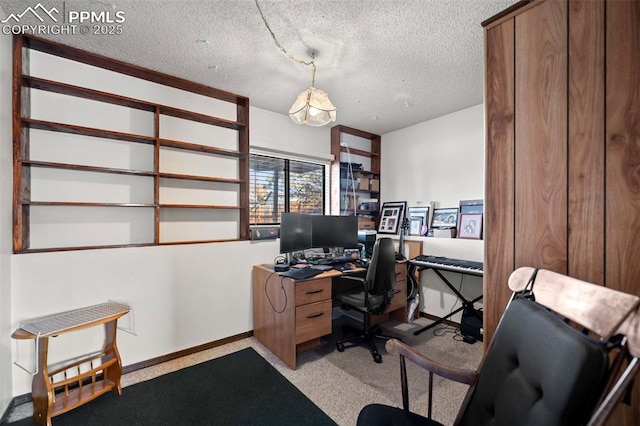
[407,206,429,236]
[431,208,458,229]
[458,213,483,239]
[378,201,407,234]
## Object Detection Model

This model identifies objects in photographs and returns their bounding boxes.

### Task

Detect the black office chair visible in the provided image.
[335,237,397,363]
[356,266,640,426]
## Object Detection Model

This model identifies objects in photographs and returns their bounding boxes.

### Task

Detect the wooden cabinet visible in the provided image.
[253,266,333,369]
[330,125,381,227]
[483,1,640,423]
[12,34,249,253]
[252,263,408,368]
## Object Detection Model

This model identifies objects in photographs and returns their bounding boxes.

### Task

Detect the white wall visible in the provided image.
[381,104,485,323]
[0,5,14,416]
[4,39,329,397]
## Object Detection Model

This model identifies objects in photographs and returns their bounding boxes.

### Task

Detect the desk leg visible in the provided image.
[102,320,123,395]
[32,336,53,426]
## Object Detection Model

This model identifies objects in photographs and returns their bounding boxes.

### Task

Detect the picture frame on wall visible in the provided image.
[378,201,407,234]
[431,207,459,228]
[458,213,483,239]
[407,206,429,236]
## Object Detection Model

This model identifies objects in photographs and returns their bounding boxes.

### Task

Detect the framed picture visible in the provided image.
[431,208,458,228]
[407,206,429,236]
[378,201,407,234]
[458,213,483,239]
[459,199,484,215]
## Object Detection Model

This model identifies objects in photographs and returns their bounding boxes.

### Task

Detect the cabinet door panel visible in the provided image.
[484,19,515,345]
[606,2,640,295]
[568,0,605,284]
[514,0,568,273]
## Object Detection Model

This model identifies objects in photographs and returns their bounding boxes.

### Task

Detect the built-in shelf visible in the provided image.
[23,201,156,207]
[22,160,156,177]
[13,33,250,253]
[23,118,157,145]
[332,125,381,227]
[159,139,245,157]
[159,204,243,209]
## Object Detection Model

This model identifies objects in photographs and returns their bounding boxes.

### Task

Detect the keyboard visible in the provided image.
[410,255,483,277]
[280,267,324,280]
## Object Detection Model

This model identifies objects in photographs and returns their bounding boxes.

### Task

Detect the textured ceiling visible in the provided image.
[0,0,517,135]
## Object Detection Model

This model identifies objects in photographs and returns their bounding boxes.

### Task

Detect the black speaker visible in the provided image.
[461,305,483,343]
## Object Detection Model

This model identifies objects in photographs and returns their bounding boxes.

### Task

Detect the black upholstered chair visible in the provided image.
[335,237,397,363]
[357,266,640,426]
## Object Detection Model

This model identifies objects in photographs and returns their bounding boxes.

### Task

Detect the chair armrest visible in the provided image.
[336,275,365,284]
[386,338,478,385]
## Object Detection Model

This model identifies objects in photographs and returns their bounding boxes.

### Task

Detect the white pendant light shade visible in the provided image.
[289,86,337,126]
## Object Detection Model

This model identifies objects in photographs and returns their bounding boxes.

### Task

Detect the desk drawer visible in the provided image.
[389,264,407,311]
[387,281,407,311]
[295,278,331,306]
[296,300,332,343]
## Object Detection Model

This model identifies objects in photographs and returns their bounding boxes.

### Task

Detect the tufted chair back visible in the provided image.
[459,296,608,425]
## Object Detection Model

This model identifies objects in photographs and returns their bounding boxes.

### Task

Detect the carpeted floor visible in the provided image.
[310,315,483,423]
[6,315,482,426]
[7,348,336,426]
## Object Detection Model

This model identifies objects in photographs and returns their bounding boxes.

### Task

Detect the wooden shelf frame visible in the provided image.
[330,125,382,220]
[12,34,250,253]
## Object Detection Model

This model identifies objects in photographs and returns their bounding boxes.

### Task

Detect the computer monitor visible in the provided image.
[279,213,312,254]
[311,215,359,249]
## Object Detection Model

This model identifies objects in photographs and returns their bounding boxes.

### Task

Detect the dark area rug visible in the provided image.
[10,347,336,426]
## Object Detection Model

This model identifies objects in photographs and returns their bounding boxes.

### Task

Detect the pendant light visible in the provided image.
[288,54,336,126]
[256,1,337,126]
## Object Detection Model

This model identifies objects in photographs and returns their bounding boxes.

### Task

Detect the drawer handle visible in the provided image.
[305,289,324,295]
[307,312,325,319]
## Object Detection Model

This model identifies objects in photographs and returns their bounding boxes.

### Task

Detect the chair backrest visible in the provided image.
[456,267,640,426]
[365,238,396,306]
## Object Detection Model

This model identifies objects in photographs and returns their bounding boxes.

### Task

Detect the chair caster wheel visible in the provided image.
[337,342,345,352]
[373,353,382,363]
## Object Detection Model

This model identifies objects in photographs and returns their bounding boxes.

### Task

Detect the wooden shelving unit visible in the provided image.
[330,125,381,228]
[13,34,250,253]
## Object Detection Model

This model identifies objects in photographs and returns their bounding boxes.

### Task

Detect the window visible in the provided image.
[249,154,325,224]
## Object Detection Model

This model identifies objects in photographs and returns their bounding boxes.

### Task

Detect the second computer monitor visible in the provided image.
[311,215,359,249]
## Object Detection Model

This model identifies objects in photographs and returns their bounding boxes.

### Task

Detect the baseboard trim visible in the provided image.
[9,331,254,409]
[419,311,460,328]
[122,331,253,374]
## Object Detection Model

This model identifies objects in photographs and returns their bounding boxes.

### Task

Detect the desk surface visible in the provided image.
[257,264,366,279]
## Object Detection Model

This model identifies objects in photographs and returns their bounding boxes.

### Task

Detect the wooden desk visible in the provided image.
[12,302,130,426]
[252,263,407,369]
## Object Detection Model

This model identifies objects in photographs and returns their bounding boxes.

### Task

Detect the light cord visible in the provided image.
[255,0,317,87]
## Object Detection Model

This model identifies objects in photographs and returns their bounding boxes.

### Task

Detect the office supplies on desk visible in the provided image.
[311,264,334,272]
[281,267,324,280]
[333,263,357,272]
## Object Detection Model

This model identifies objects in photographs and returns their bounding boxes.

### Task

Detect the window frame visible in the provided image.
[249,152,329,225]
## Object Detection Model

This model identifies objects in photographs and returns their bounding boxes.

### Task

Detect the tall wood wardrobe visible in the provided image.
[483,0,640,423]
